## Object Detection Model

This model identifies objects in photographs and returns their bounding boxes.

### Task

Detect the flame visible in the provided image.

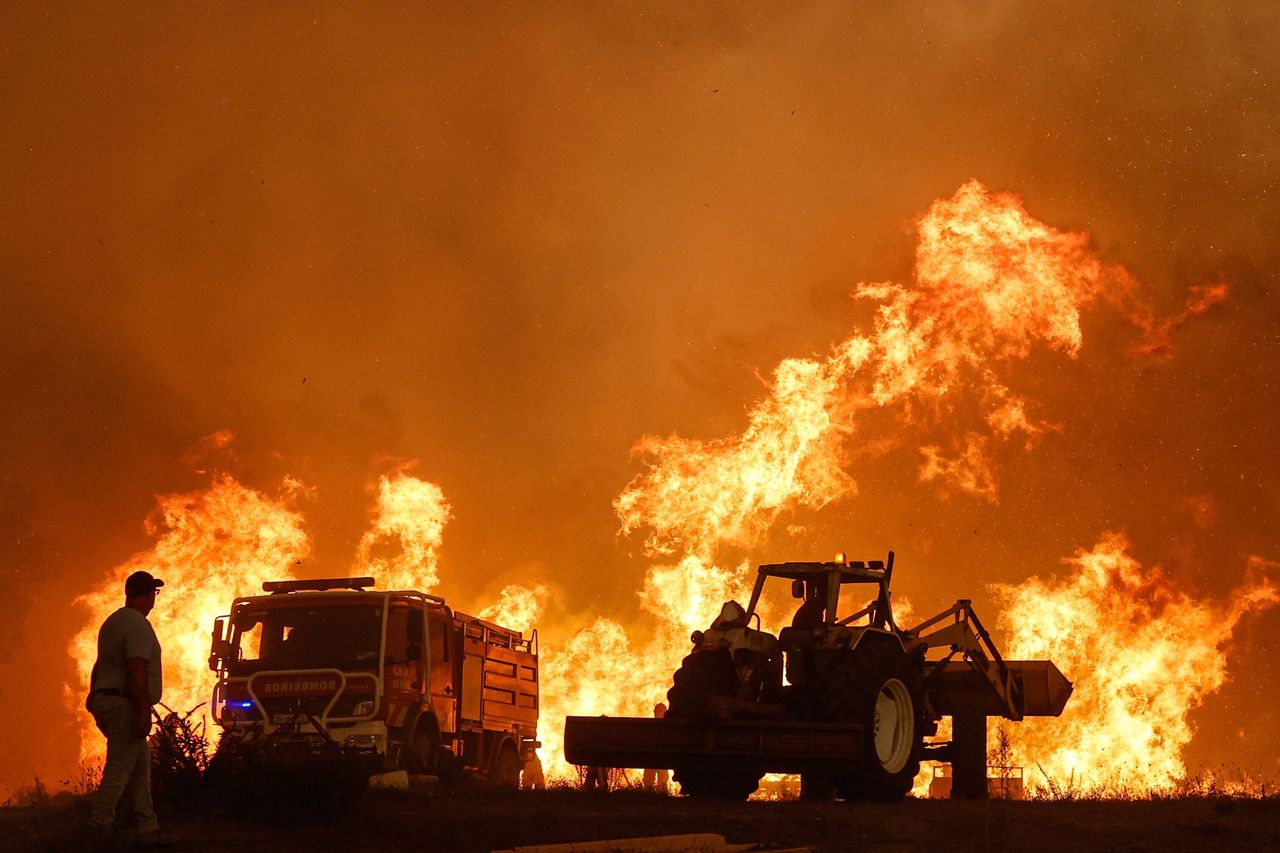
[545,180,1230,784]
[354,472,451,591]
[615,356,859,556]
[909,179,1122,360]
[995,534,1279,792]
[64,182,1239,793]
[614,180,1163,551]
[477,583,548,636]
[68,473,310,761]
[918,432,998,502]
[595,183,1148,707]
[539,618,649,777]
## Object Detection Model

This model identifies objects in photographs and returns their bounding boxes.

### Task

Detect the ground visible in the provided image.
[3,788,1278,853]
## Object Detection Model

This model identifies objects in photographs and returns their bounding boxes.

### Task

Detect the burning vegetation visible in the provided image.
[997,534,1278,793]
[58,180,1276,801]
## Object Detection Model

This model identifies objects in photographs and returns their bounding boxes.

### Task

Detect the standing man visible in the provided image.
[641,702,670,793]
[87,570,172,848]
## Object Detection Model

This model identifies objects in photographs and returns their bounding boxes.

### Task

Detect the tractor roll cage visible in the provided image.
[746,551,897,631]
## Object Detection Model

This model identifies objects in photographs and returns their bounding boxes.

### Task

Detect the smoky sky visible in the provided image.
[1,2,1278,793]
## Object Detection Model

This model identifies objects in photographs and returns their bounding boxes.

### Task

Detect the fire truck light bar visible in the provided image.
[262,577,377,594]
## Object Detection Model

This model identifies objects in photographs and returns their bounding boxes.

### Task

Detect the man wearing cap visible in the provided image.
[86,570,171,847]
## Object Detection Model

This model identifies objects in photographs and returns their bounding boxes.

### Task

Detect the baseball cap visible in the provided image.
[125,570,166,597]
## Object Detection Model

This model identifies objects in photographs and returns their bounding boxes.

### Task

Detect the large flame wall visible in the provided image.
[62,182,1279,793]
[3,3,1279,798]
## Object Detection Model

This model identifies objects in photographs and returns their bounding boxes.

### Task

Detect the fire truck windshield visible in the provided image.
[231,603,384,671]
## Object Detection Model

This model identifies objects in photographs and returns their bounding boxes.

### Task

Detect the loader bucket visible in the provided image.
[1008,660,1073,717]
[930,660,1072,719]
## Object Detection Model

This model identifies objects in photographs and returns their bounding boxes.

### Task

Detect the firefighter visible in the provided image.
[641,703,670,793]
[86,571,175,848]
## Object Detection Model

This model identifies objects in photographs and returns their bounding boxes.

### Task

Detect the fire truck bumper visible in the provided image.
[222,720,390,756]
[338,721,390,754]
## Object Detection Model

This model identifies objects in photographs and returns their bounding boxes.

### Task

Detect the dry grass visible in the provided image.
[150,703,211,812]
[3,784,1278,853]
[1022,764,1275,802]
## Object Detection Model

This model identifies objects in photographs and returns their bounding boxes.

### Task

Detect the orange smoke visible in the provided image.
[69,473,310,761]
[995,534,1278,792]
[1128,282,1232,359]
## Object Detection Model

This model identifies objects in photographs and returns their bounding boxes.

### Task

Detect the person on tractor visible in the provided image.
[791,579,826,629]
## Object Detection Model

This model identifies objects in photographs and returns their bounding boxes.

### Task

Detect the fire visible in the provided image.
[910,179,1120,360]
[615,356,858,556]
[64,182,1243,795]
[68,473,310,762]
[995,534,1278,793]
[538,618,647,778]
[354,471,451,592]
[544,180,1233,788]
[573,182,1157,718]
[477,584,548,636]
[613,181,1159,556]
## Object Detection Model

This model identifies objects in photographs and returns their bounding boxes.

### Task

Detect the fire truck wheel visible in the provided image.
[491,743,520,791]
[812,635,923,801]
[400,722,438,774]
[666,649,738,720]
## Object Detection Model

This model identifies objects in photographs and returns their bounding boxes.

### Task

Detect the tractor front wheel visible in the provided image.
[666,649,738,720]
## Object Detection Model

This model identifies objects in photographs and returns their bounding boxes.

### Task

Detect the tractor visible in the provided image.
[565,553,1071,800]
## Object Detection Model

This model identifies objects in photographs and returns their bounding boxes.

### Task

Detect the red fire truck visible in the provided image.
[207,576,539,785]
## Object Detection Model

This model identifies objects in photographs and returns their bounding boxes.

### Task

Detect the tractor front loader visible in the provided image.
[564,552,1071,801]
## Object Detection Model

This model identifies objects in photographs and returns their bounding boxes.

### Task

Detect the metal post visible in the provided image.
[951,711,988,799]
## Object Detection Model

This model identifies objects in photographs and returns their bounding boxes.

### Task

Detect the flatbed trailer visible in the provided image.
[565,716,865,775]
[564,658,1069,779]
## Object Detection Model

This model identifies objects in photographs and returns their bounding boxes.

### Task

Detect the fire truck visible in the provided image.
[207,576,539,785]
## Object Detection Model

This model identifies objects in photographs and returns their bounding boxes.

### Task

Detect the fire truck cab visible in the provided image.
[207,576,539,786]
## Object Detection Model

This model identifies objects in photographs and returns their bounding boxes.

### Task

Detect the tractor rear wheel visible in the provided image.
[812,634,923,801]
[666,649,738,720]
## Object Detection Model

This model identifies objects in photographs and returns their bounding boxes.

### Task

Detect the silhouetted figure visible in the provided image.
[583,765,610,793]
[787,581,826,690]
[791,582,826,629]
[86,571,176,848]
[642,703,670,793]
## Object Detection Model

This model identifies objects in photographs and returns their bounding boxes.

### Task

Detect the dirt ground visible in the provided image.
[4,788,1278,853]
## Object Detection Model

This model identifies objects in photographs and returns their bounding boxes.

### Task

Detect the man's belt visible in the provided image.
[93,688,132,698]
